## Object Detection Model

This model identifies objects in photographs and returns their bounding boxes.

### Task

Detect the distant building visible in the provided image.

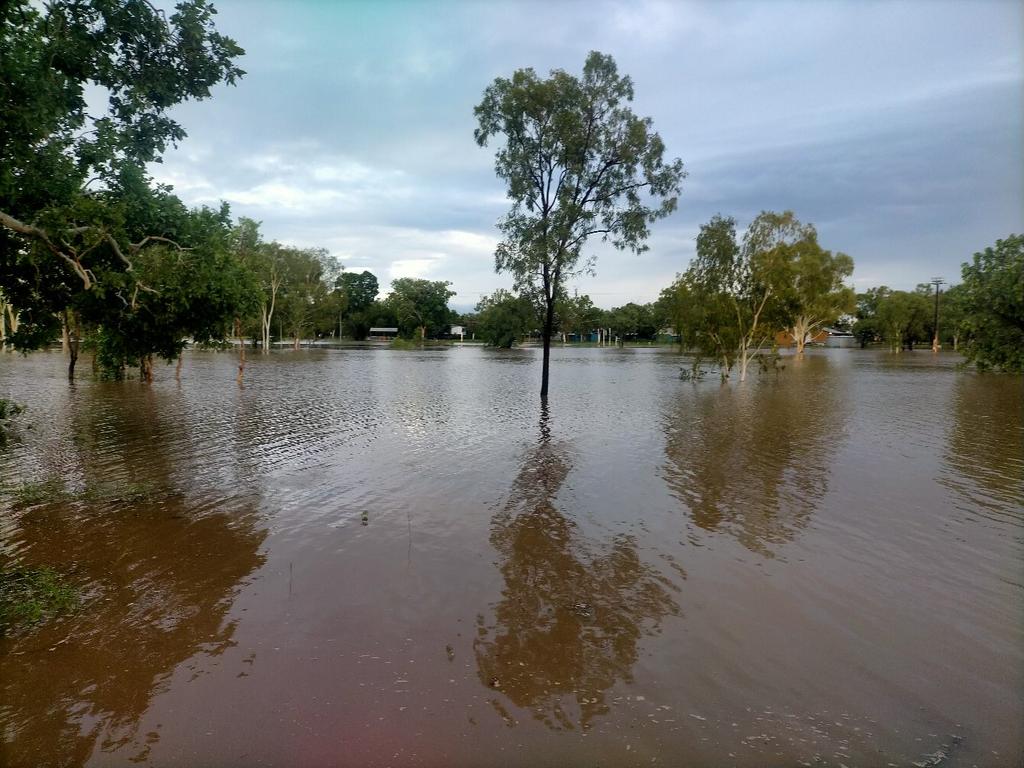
[775,327,855,348]
[450,325,465,337]
[822,327,856,348]
[368,327,398,341]
[657,327,681,344]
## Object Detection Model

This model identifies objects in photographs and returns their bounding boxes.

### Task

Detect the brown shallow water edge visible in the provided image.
[0,347,1021,767]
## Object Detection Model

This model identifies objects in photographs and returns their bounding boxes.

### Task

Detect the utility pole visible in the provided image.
[930,277,945,353]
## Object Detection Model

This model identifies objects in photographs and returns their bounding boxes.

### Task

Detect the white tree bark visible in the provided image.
[260,269,281,354]
[789,314,823,355]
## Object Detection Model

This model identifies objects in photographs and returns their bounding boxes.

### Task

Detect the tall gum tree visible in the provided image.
[680,212,804,381]
[777,219,855,354]
[474,51,685,398]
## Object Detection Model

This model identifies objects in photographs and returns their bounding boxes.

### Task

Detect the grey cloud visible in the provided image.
[150,0,1022,307]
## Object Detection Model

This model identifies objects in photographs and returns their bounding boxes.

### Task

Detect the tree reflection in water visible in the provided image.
[0,387,267,767]
[475,406,680,731]
[662,363,850,556]
[941,373,1024,521]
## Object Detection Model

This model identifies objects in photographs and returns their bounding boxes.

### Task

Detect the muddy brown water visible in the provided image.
[0,347,1021,767]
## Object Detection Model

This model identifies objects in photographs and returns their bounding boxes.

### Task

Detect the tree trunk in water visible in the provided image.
[540,300,554,399]
[293,336,300,350]
[176,353,184,381]
[235,318,246,387]
[66,310,79,382]
[261,306,271,355]
[791,316,815,355]
[140,355,154,384]
[953,334,959,351]
[4,304,18,350]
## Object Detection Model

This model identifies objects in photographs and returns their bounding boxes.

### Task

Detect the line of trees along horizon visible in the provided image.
[1,3,1020,388]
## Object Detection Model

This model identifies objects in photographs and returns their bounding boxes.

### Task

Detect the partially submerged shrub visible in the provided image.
[0,398,25,443]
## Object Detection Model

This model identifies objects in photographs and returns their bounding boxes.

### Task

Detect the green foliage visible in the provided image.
[873,289,930,351]
[386,278,456,339]
[0,398,24,419]
[1,0,243,204]
[959,235,1024,372]
[88,200,259,375]
[676,214,744,369]
[0,0,246,369]
[475,51,684,395]
[275,247,336,344]
[0,567,78,635]
[0,398,25,444]
[853,287,888,347]
[674,210,845,376]
[338,271,380,315]
[331,270,380,340]
[388,337,422,350]
[784,240,855,350]
[606,302,658,340]
[352,299,399,341]
[938,283,969,347]
[555,292,602,339]
[476,289,536,347]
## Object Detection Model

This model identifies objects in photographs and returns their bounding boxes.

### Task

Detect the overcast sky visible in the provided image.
[151,0,1023,310]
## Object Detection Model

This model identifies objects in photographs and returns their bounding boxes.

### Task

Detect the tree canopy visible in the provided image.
[475,50,684,397]
[675,212,794,379]
[958,235,1024,372]
[338,271,380,315]
[475,289,536,348]
[386,278,456,339]
[783,234,855,354]
[0,0,247,377]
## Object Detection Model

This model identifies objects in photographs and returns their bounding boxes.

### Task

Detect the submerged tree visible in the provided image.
[476,289,536,348]
[852,287,888,348]
[276,247,337,348]
[474,51,684,398]
[676,211,847,379]
[0,0,245,379]
[82,198,259,381]
[875,289,930,352]
[678,213,795,380]
[386,278,455,339]
[335,270,379,340]
[784,239,855,354]
[958,234,1024,372]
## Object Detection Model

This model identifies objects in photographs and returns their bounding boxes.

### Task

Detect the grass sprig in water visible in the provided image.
[3,479,159,507]
[0,566,78,635]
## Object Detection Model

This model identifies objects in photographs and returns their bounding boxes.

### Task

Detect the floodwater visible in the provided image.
[0,347,1021,767]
